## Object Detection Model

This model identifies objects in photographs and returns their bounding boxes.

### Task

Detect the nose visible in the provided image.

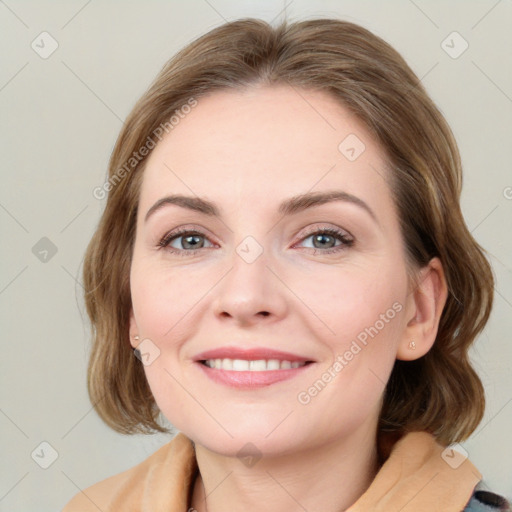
[211,246,288,328]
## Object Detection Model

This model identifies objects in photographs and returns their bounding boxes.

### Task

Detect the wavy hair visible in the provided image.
[83,17,494,445]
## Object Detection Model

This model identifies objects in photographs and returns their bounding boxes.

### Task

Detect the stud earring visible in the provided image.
[408,340,416,350]
[132,336,141,359]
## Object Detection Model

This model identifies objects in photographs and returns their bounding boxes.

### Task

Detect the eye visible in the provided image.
[158,228,214,256]
[295,226,354,254]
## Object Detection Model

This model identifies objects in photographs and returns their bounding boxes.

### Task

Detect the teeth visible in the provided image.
[203,359,307,371]
[232,359,249,371]
[249,360,266,371]
[267,359,280,370]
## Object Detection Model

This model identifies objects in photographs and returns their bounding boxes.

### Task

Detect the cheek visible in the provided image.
[332,284,404,353]
[296,298,404,438]
[129,261,212,401]
[130,260,206,339]
[130,262,200,428]
[295,262,406,404]
[289,260,407,348]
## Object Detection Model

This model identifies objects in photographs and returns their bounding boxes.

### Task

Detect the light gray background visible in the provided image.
[1,1,511,510]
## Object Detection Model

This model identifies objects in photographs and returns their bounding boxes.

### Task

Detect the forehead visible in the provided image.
[139,85,391,212]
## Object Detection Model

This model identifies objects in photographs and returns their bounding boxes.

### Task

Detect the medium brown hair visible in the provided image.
[83,17,494,445]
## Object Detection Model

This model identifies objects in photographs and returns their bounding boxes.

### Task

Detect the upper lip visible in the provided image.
[194,347,315,363]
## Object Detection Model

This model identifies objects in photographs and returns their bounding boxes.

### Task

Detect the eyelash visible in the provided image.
[158,225,354,257]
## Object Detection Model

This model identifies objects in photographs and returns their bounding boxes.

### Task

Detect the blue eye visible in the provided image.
[297,227,354,254]
[159,228,213,256]
[158,226,354,257]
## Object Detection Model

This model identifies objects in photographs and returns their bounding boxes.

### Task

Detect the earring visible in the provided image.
[132,336,141,359]
[408,340,416,350]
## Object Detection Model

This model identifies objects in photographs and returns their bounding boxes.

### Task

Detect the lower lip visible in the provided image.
[195,361,314,388]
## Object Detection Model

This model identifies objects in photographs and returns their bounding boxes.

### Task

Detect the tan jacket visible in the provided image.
[62,430,484,511]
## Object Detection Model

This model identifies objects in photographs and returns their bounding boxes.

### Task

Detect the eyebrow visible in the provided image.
[144,190,377,224]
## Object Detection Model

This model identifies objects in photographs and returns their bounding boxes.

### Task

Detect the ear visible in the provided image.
[396,257,448,361]
[129,308,140,349]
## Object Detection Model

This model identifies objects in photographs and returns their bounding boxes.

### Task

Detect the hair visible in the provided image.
[83,17,494,446]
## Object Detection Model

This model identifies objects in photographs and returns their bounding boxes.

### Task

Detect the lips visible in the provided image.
[193,346,316,388]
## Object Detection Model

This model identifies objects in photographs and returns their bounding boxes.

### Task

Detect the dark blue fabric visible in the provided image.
[463,487,511,511]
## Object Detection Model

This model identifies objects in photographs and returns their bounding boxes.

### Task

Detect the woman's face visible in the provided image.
[129,85,413,456]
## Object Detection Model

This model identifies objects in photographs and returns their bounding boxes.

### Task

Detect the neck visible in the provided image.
[191,423,380,512]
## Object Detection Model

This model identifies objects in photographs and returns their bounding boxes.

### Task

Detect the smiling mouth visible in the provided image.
[201,359,314,371]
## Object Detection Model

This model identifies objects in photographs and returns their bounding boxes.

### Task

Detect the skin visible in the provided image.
[129,84,448,512]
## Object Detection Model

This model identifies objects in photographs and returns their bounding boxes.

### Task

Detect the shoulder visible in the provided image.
[61,432,195,512]
[463,485,511,511]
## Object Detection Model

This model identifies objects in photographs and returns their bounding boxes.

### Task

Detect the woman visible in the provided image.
[63,17,510,512]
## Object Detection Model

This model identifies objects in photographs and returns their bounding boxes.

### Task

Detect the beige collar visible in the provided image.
[180,430,481,512]
[346,430,481,511]
[64,429,481,511]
